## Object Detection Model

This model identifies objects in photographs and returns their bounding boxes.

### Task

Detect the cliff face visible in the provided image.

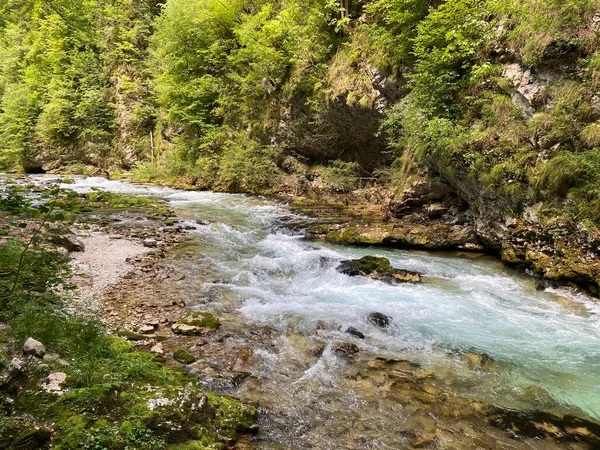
[1,1,599,292]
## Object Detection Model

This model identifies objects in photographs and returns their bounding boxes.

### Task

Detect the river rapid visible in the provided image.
[38,176,600,448]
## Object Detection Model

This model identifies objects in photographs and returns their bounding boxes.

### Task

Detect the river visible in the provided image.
[34,176,600,448]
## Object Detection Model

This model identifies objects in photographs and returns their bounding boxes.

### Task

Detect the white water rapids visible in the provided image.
[45,176,600,425]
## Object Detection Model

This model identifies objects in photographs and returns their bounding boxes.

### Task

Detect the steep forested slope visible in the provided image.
[1,0,600,228]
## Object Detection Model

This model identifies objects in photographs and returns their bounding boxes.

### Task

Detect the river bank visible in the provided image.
[0,176,257,449]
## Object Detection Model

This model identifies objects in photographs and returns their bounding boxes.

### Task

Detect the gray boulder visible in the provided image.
[23,338,46,358]
[47,234,85,252]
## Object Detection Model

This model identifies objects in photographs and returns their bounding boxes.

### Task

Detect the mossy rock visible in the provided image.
[177,312,220,329]
[0,417,52,450]
[337,256,421,283]
[172,312,221,336]
[338,256,393,275]
[116,329,148,341]
[173,350,196,365]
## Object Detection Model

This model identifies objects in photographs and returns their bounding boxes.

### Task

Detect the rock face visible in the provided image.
[172,311,220,336]
[23,338,46,358]
[47,234,85,252]
[337,256,421,284]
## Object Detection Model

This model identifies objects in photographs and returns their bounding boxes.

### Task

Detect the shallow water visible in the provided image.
[17,175,600,444]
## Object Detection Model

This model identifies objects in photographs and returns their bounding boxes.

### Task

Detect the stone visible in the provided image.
[9,357,23,373]
[23,337,45,358]
[172,323,207,336]
[138,325,155,334]
[345,327,365,339]
[173,349,196,365]
[231,347,254,373]
[42,353,59,362]
[41,372,67,393]
[172,311,220,335]
[367,312,391,328]
[143,238,158,248]
[150,343,164,355]
[333,342,359,357]
[47,234,85,252]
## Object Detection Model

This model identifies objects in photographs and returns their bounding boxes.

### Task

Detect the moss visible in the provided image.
[327,229,382,245]
[206,393,257,436]
[173,349,196,365]
[177,312,220,330]
[350,256,393,274]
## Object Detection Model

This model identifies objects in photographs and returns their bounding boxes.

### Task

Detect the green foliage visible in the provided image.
[320,160,361,192]
[410,0,490,116]
[216,137,283,193]
[362,0,432,72]
[489,0,598,67]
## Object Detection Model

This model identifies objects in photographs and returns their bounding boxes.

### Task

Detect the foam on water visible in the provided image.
[33,176,600,421]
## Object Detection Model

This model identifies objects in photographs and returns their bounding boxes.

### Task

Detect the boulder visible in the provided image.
[367,312,391,328]
[41,372,67,393]
[144,385,214,439]
[47,234,85,252]
[23,338,45,358]
[337,256,421,284]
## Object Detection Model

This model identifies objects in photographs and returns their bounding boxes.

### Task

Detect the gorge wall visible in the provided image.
[1,0,600,292]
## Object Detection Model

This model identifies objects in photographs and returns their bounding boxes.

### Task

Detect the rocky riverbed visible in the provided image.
[4,175,599,449]
[43,176,598,449]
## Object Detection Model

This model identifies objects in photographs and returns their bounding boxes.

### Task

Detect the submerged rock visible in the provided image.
[333,342,359,357]
[23,338,45,358]
[231,347,254,373]
[367,312,391,328]
[345,327,365,339]
[307,339,326,357]
[316,319,341,331]
[337,256,421,284]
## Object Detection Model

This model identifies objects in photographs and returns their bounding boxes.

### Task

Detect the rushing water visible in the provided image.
[18,176,600,444]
